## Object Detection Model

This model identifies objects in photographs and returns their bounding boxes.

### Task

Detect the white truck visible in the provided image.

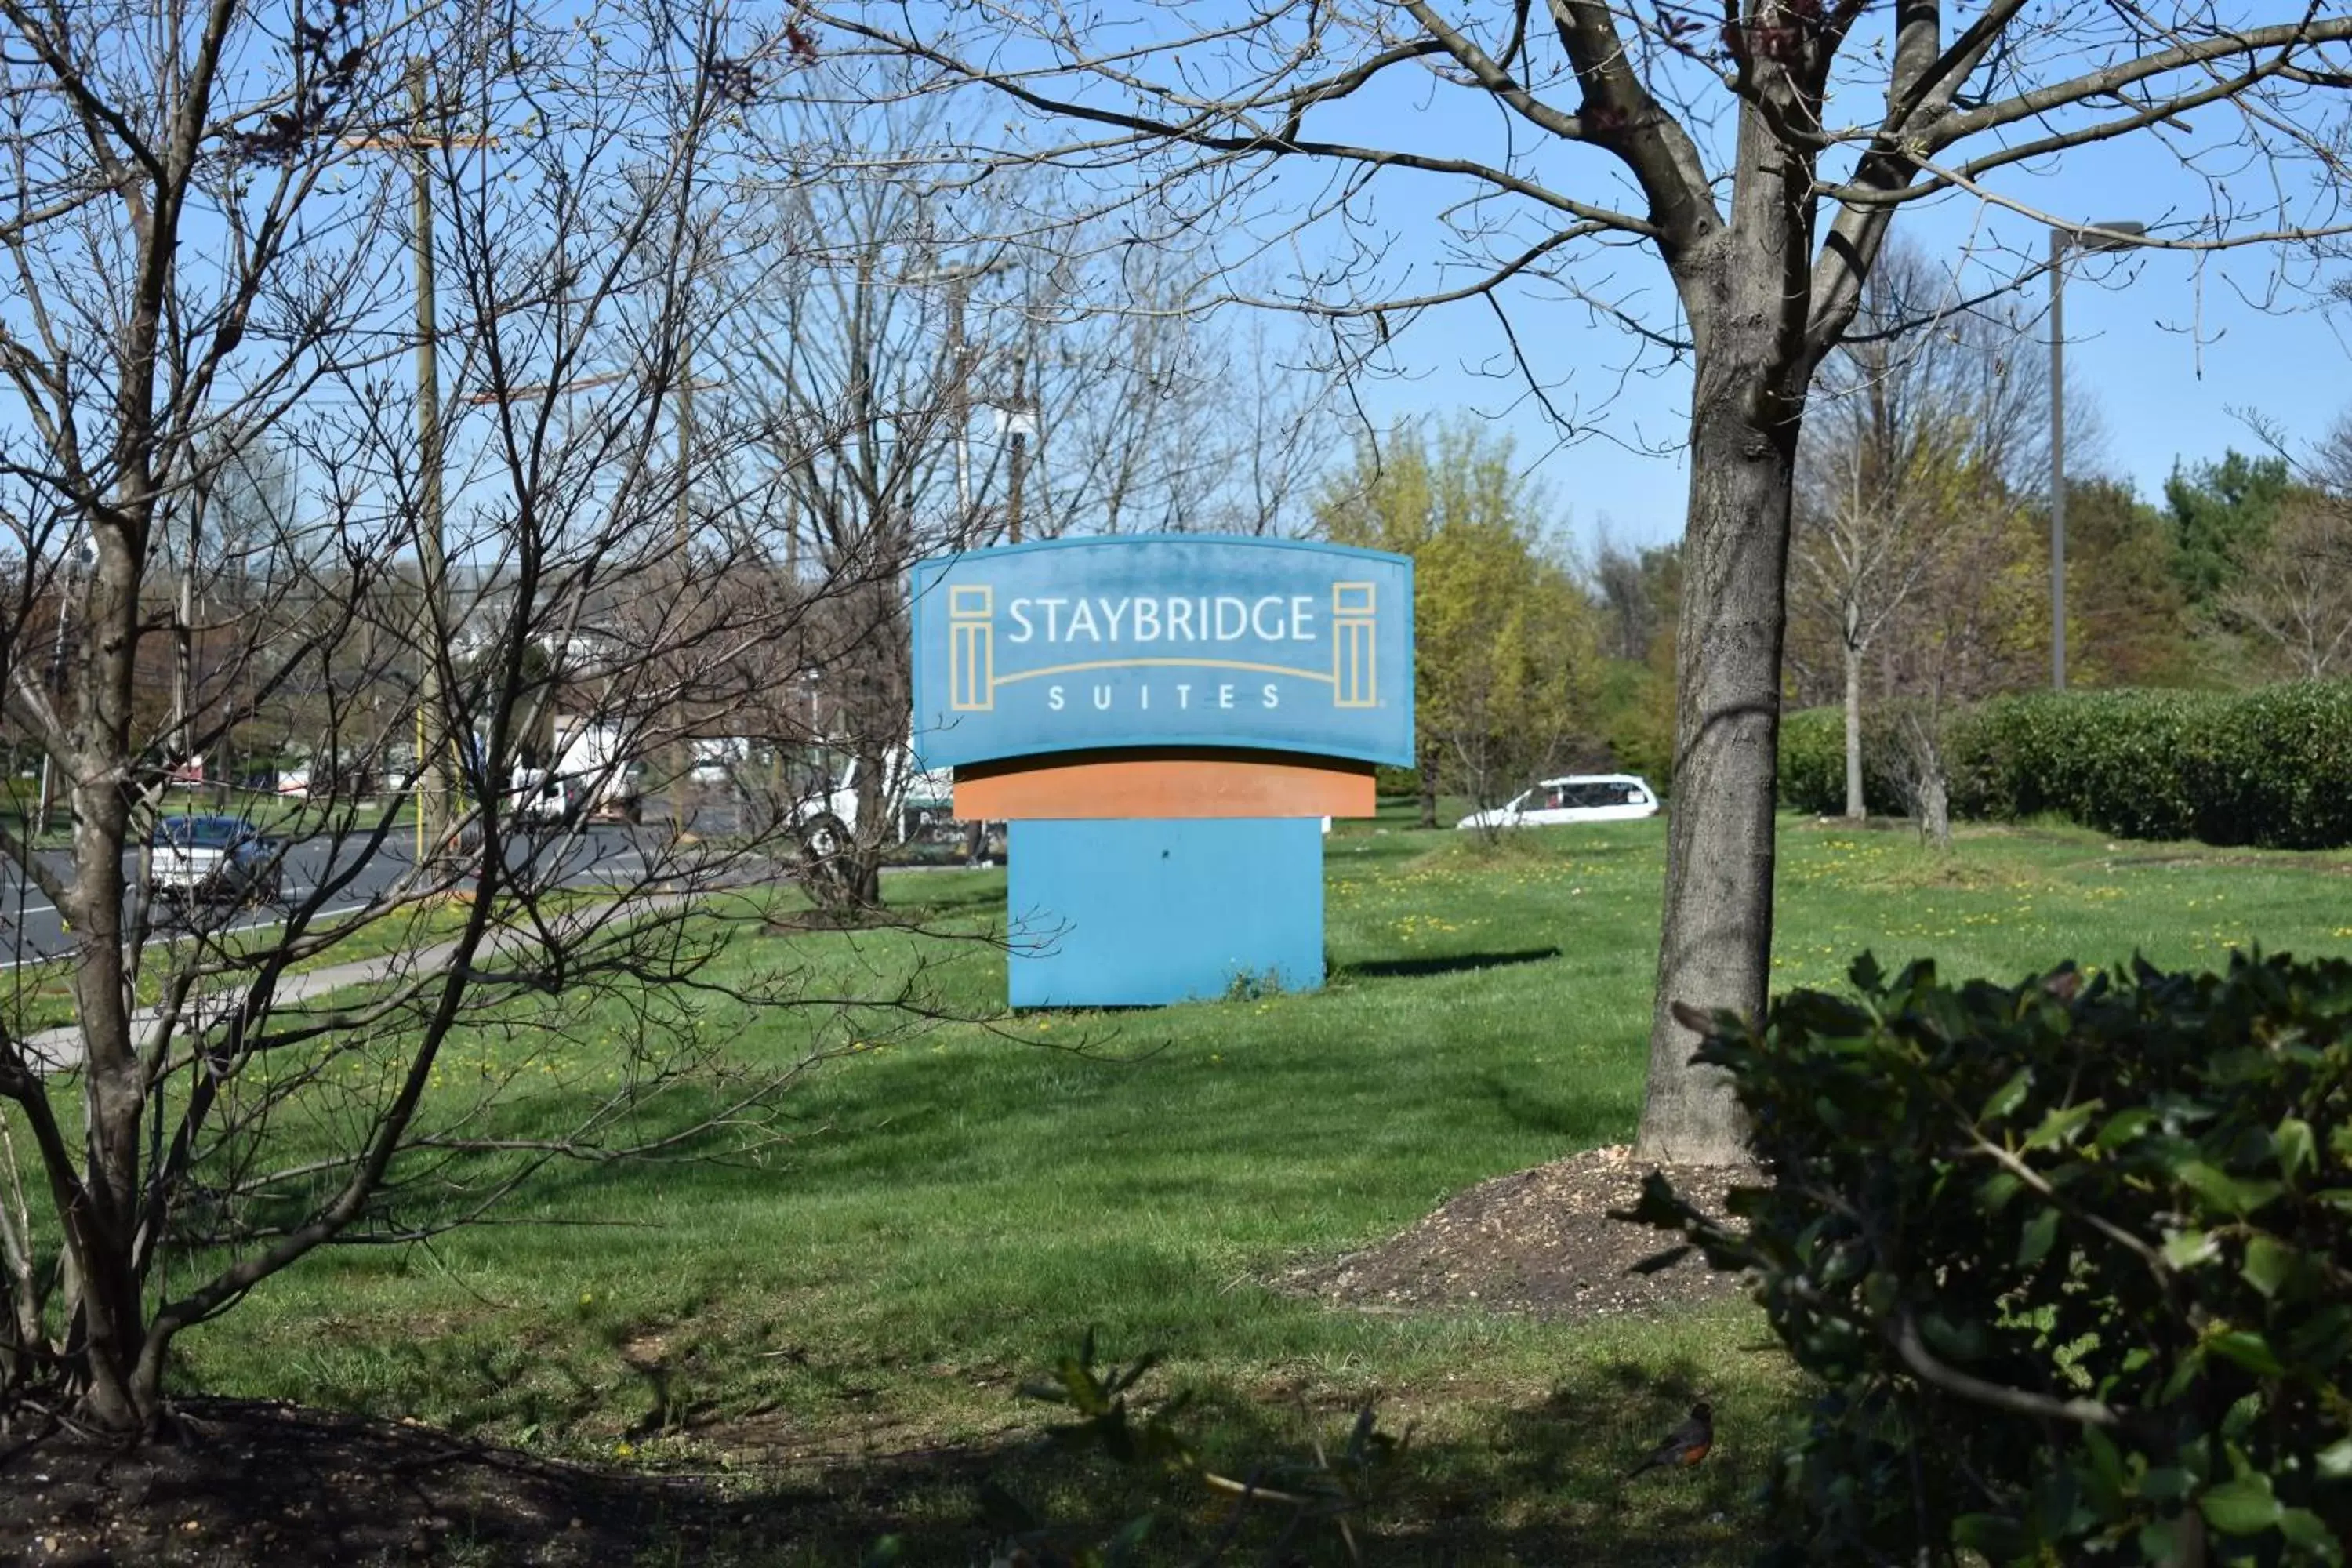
[785,746,962,860]
[550,721,644,822]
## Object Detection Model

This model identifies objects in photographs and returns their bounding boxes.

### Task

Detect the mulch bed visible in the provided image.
[1280,1145,1759,1321]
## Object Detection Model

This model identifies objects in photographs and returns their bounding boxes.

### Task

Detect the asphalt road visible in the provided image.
[0,822,662,967]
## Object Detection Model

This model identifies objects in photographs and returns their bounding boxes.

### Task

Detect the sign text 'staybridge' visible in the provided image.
[1004,594,1320,644]
[909,536,1415,770]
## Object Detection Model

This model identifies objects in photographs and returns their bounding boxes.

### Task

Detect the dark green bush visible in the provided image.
[1944,688,2223,840]
[2194,683,2352,850]
[1786,682,2352,848]
[1628,951,2352,1565]
[1777,706,1910,818]
[1777,707,1847,816]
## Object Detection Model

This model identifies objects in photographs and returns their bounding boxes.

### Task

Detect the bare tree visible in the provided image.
[2222,492,2352,678]
[1791,242,2049,820]
[715,92,989,908]
[1028,259,1337,539]
[820,0,2352,1160]
[1877,487,2046,848]
[713,83,1345,902]
[0,0,973,1438]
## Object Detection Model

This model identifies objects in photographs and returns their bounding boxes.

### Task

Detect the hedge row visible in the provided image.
[1780,706,1908,820]
[1779,681,2352,850]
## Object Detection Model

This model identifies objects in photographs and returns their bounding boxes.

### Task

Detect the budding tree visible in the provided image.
[822,0,2352,1160]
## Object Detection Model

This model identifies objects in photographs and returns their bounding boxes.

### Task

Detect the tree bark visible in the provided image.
[65,531,164,1436]
[837,573,906,912]
[848,735,888,907]
[1918,766,1951,851]
[1636,129,1814,1162]
[1843,636,1866,820]
[1417,739,1439,829]
[1904,712,1952,851]
[1637,380,1798,1163]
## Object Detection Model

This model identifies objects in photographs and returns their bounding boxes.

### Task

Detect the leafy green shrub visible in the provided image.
[1628,951,2352,1565]
[1944,689,2221,840]
[1777,706,1909,818]
[1947,682,2352,848]
[2198,683,2352,850]
[1777,707,1845,815]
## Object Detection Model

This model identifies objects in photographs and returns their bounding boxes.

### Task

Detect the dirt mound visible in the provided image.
[1283,1146,1757,1321]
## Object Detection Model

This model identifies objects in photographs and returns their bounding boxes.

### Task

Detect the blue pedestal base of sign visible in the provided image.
[1007,819,1324,1007]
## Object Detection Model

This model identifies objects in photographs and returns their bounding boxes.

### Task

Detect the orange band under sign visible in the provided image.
[953,750,1376,821]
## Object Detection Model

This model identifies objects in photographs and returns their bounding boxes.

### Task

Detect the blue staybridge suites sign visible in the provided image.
[910,536,1414,770]
[908,535,1414,1009]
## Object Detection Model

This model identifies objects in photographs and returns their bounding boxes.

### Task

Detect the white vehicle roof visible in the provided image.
[1529,773,1651,788]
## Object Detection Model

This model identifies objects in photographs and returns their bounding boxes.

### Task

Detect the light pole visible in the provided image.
[2048,218,2147,691]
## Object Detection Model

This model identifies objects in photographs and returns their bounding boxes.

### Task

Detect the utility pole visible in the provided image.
[671,337,695,833]
[905,256,1011,544]
[1025,298,1047,537]
[948,274,972,545]
[343,63,492,868]
[2047,227,2067,693]
[411,63,451,865]
[2047,217,2148,693]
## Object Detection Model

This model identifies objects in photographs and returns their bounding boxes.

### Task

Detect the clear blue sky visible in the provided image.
[1341,206,2352,556]
[1226,34,2352,558]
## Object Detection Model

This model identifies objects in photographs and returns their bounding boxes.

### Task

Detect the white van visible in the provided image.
[1455,774,1661,830]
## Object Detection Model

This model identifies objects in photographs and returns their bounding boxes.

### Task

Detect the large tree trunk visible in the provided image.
[1417,739,1439,829]
[1637,163,1813,1162]
[1842,635,1866,820]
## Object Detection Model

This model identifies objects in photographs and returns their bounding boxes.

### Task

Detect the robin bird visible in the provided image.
[1625,1401,1713,1478]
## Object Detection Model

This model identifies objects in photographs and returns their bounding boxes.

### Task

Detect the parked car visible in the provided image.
[150,815,282,903]
[1455,773,1661,831]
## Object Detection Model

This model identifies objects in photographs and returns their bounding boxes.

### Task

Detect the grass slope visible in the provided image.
[155,810,2352,1563]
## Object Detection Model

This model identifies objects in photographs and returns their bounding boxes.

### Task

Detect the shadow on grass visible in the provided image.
[151,1307,1798,1566]
[616,1341,1789,1566]
[1339,946,1563,980]
[1466,1066,1613,1142]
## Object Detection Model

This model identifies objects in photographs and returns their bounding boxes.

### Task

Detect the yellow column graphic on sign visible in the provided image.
[1333,582,1376,707]
[949,584,993,710]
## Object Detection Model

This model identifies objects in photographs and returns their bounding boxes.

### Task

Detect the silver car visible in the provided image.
[150,815,283,904]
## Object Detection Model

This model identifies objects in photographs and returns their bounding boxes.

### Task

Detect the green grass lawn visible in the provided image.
[146,808,2352,1563]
